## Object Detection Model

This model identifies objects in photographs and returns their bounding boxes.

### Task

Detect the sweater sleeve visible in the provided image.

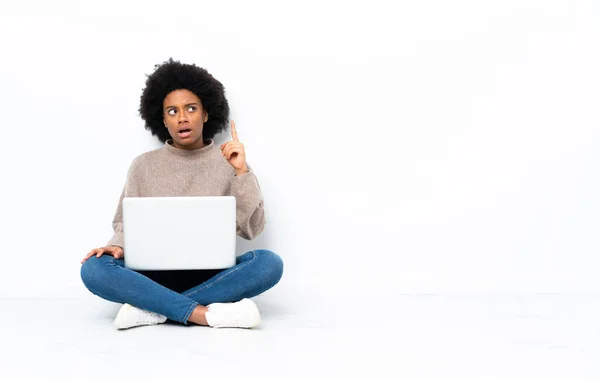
[106,158,141,249]
[229,168,266,240]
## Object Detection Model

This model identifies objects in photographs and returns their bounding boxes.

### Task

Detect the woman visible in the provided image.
[80,58,283,330]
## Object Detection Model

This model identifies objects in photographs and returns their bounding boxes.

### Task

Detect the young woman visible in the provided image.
[80,58,283,330]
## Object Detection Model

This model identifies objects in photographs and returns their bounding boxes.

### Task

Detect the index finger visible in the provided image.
[81,250,97,263]
[231,120,239,141]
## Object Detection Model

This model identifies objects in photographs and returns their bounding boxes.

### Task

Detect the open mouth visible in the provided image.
[178,128,192,137]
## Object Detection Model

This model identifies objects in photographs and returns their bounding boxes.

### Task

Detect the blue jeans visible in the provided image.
[80,249,284,324]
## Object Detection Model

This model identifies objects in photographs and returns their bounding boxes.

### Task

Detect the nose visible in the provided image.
[178,111,188,123]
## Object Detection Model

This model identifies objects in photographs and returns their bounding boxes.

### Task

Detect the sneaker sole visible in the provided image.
[240,299,261,328]
[113,303,134,329]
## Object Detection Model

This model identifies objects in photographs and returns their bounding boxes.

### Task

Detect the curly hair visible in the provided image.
[139,58,230,142]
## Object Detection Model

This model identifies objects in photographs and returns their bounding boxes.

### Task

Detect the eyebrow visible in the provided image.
[165,102,199,109]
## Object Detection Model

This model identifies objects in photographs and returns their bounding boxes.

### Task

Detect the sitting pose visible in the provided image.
[80,58,283,329]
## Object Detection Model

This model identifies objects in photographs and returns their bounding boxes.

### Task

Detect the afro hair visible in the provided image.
[139,58,230,142]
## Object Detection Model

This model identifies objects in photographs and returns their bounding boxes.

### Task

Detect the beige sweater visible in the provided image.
[107,138,266,250]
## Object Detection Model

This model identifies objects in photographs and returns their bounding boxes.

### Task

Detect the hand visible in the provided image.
[220,120,249,175]
[81,245,124,264]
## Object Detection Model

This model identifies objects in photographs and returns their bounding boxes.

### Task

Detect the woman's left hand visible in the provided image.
[220,120,249,175]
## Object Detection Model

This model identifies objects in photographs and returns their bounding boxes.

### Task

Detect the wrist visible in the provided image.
[235,166,249,176]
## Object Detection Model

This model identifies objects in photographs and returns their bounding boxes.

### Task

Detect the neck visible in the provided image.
[171,138,206,150]
[164,138,215,158]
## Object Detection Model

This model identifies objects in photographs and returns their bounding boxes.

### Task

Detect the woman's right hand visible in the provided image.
[81,245,124,264]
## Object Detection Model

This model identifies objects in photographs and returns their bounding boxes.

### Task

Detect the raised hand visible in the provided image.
[220,120,249,175]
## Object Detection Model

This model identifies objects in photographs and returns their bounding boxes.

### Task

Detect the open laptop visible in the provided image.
[122,196,237,270]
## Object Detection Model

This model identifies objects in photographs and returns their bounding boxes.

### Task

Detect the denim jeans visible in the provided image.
[80,249,284,324]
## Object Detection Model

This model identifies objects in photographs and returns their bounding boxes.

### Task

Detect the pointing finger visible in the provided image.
[231,120,239,141]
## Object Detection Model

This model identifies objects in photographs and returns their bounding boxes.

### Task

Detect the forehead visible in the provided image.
[163,89,201,107]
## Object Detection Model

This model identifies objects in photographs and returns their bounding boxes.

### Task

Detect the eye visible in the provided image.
[167,109,176,116]
[188,106,196,112]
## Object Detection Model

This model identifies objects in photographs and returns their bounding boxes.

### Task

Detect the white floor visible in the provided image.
[1,289,599,378]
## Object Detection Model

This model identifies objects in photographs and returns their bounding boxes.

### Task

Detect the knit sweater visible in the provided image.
[106,138,266,250]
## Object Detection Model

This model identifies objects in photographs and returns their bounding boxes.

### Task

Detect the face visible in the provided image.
[163,89,208,150]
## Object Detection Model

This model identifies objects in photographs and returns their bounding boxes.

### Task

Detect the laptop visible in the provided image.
[122,196,237,270]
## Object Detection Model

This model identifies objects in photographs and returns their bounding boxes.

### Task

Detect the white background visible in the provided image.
[0,0,598,298]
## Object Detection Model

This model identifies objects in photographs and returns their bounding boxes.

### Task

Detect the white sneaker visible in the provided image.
[113,303,167,330]
[205,298,261,328]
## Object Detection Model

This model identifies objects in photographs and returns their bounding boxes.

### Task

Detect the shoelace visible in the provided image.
[134,308,162,325]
